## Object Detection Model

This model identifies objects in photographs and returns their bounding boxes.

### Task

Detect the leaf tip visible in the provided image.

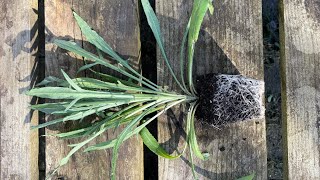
[71,9,79,16]
[208,1,214,15]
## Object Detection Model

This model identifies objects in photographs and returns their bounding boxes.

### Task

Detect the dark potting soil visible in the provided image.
[195,73,263,127]
[195,74,221,125]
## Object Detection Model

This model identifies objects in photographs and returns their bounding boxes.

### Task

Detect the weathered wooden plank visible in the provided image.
[0,0,38,179]
[45,0,143,179]
[157,0,267,179]
[280,0,320,179]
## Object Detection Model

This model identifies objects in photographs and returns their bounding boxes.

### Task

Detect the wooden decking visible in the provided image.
[0,0,319,179]
[280,0,320,179]
[44,0,143,179]
[157,0,266,179]
[0,0,38,179]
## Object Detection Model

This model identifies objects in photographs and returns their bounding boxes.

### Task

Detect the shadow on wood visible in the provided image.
[156,0,266,178]
[5,9,43,124]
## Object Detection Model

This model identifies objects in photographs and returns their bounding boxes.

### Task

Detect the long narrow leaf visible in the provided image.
[27,87,133,99]
[84,99,186,152]
[77,62,100,73]
[36,76,64,86]
[31,102,127,129]
[72,11,160,91]
[180,19,192,96]
[65,98,81,111]
[26,86,164,101]
[141,0,188,94]
[83,103,142,137]
[189,143,198,180]
[61,69,82,91]
[73,11,129,67]
[59,125,108,166]
[55,39,160,91]
[54,126,92,138]
[187,0,214,94]
[189,104,209,160]
[80,60,141,88]
[30,102,70,114]
[140,127,182,159]
[111,101,159,180]
[74,77,160,94]
[31,100,114,114]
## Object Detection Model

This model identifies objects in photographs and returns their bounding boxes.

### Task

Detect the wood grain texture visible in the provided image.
[156,0,267,179]
[0,0,38,179]
[45,0,143,179]
[280,0,320,179]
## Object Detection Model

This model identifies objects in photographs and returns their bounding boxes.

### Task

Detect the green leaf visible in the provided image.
[189,0,213,45]
[188,104,209,161]
[61,69,83,92]
[79,62,141,88]
[83,103,142,137]
[208,2,214,14]
[54,127,91,138]
[54,39,160,91]
[109,99,186,180]
[77,62,100,74]
[139,127,181,159]
[111,101,159,180]
[236,173,255,180]
[30,100,114,115]
[36,76,64,86]
[59,125,108,166]
[26,87,138,100]
[141,0,187,94]
[30,102,69,114]
[65,98,81,111]
[187,0,213,94]
[55,40,100,62]
[72,11,160,91]
[60,103,165,168]
[31,102,127,129]
[84,102,161,152]
[72,11,128,67]
[180,19,192,96]
[84,138,117,151]
[75,78,126,90]
[74,77,157,94]
[84,99,185,152]
[189,143,198,180]
[31,117,64,130]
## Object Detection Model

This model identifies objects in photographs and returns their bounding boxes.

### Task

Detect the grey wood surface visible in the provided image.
[0,0,39,179]
[45,0,143,179]
[156,0,267,179]
[280,0,320,179]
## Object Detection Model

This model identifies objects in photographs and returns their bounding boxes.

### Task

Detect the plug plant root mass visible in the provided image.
[196,74,264,127]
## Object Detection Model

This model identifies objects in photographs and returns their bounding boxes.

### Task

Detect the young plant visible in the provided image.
[27,0,259,179]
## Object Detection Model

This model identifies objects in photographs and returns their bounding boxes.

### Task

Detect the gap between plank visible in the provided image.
[37,0,46,179]
[139,0,159,179]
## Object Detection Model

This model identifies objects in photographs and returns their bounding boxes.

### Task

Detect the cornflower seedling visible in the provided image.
[27,0,261,179]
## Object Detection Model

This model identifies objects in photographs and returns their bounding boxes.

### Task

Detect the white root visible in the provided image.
[209,75,265,126]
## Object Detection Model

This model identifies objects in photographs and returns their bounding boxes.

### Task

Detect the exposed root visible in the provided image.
[196,74,265,126]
